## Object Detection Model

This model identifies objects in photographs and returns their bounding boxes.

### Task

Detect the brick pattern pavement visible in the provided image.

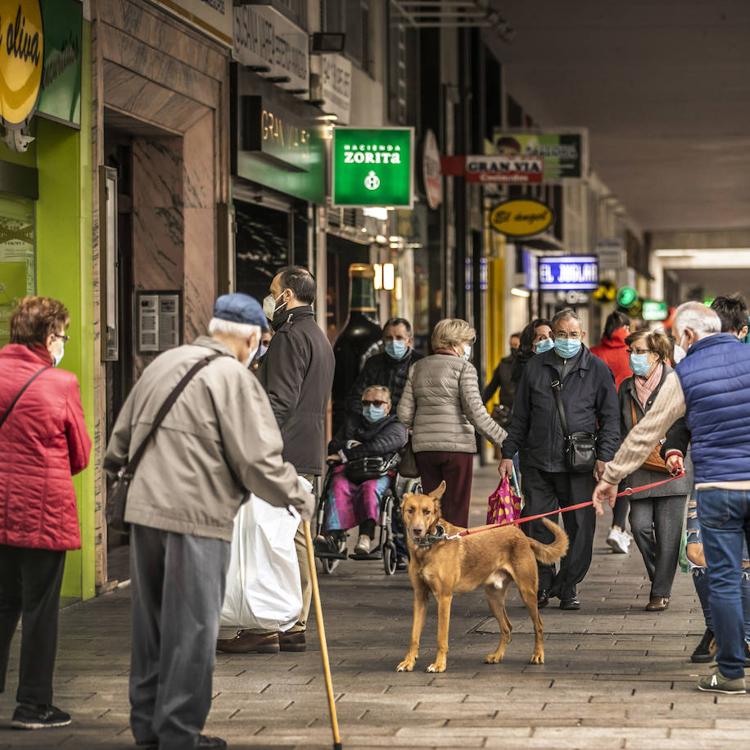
[1,465,748,749]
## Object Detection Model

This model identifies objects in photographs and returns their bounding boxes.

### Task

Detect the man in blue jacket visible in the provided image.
[594,301,750,695]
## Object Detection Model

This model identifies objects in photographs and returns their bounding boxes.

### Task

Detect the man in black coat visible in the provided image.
[499,309,619,610]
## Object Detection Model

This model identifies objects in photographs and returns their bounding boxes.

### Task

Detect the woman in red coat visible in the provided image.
[590,310,632,388]
[0,296,91,731]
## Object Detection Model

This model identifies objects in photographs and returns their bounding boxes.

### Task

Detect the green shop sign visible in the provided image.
[332,127,414,207]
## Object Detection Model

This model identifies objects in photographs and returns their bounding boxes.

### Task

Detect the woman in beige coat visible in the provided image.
[398,319,506,527]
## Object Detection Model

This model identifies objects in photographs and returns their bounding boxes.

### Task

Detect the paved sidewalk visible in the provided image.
[1,465,748,749]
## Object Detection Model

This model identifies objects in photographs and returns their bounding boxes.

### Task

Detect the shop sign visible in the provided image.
[596,238,626,270]
[332,127,414,208]
[316,53,351,124]
[0,0,44,129]
[642,299,669,322]
[539,256,599,291]
[37,0,81,127]
[465,154,543,184]
[492,129,588,181]
[151,0,233,47]
[422,129,442,209]
[234,5,309,93]
[489,198,553,238]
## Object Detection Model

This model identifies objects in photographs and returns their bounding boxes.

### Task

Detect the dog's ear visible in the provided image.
[428,481,447,501]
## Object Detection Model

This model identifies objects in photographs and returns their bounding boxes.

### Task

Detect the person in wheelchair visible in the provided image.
[321,385,408,555]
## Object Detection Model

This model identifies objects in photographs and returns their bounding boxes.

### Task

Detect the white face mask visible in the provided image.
[673,343,687,364]
[263,292,287,321]
[49,336,65,367]
[462,344,472,361]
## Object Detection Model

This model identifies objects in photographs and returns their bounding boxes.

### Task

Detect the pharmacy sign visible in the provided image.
[332,127,414,207]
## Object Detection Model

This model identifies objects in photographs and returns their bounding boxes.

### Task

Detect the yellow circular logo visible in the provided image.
[489,198,554,238]
[0,0,43,128]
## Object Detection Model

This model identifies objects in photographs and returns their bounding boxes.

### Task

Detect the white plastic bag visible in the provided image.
[220,481,307,632]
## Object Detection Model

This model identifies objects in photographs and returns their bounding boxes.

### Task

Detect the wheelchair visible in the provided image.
[313,457,419,576]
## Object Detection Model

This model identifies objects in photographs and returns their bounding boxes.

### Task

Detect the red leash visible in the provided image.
[457,472,686,538]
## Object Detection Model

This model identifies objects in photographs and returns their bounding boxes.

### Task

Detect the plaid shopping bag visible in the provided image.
[486,476,522,526]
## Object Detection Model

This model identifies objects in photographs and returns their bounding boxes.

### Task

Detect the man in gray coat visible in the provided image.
[105,293,313,750]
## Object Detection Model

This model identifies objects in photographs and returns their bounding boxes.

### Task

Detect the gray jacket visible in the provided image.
[398,354,506,453]
[104,337,313,541]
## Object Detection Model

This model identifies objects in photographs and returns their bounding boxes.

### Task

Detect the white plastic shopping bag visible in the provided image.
[220,477,310,632]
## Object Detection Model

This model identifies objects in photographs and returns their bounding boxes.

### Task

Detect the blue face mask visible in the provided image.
[363,404,386,423]
[630,352,652,377]
[535,337,554,354]
[554,337,582,359]
[385,340,408,360]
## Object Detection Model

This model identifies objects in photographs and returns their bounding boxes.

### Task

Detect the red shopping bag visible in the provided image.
[486,476,522,526]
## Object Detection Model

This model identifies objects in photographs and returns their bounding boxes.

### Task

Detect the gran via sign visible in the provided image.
[332,127,414,207]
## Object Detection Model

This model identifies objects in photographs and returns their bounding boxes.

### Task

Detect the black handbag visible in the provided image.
[397,439,420,478]
[551,378,597,473]
[344,452,401,484]
[106,353,226,533]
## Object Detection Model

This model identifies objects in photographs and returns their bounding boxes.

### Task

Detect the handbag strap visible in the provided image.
[0,365,52,430]
[550,378,570,437]
[122,352,227,478]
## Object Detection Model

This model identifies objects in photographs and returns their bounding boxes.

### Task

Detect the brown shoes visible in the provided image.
[645,596,670,612]
[216,630,279,654]
[279,630,306,653]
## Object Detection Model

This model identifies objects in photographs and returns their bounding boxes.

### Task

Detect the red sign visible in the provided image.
[440,155,544,184]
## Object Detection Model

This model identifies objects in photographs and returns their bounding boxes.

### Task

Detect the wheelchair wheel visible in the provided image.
[383,542,398,576]
[321,536,347,575]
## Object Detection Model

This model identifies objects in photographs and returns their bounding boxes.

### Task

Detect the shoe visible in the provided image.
[396,556,408,571]
[606,526,630,554]
[197,736,227,749]
[645,596,670,612]
[691,628,716,663]
[216,630,279,654]
[11,703,71,730]
[560,596,581,610]
[537,589,550,609]
[135,742,158,750]
[697,670,746,695]
[279,630,306,653]
[354,534,372,554]
[746,641,750,667]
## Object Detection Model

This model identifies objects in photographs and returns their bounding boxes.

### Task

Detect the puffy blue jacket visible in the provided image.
[675,333,750,483]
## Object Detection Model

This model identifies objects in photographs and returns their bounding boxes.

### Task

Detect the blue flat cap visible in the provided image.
[213,293,269,331]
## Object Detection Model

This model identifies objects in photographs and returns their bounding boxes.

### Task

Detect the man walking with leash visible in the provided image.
[594,301,750,696]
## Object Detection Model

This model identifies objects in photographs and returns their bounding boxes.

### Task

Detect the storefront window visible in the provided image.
[0,195,35,346]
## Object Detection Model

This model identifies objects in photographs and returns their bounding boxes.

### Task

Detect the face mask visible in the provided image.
[630,352,652,377]
[257,344,268,359]
[263,292,287,321]
[535,337,554,354]
[51,340,64,367]
[385,340,408,360]
[673,344,687,364]
[363,404,386,423]
[463,344,472,361]
[554,337,581,359]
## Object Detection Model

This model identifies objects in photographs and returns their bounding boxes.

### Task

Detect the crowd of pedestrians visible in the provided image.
[2,279,750,748]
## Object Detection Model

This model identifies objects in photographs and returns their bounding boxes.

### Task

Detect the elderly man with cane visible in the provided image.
[593,301,750,695]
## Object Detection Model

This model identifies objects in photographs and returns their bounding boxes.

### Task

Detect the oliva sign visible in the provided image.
[0,0,43,128]
[489,198,554,239]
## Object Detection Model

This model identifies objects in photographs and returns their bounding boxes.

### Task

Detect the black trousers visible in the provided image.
[0,544,65,706]
[521,467,597,594]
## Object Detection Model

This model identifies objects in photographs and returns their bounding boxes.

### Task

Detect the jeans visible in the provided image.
[693,567,750,640]
[696,487,750,679]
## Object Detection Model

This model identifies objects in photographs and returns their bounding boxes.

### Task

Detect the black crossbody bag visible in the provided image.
[106,353,226,533]
[0,366,52,429]
[550,378,597,473]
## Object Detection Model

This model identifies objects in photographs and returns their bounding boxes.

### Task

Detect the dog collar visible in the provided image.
[413,523,455,548]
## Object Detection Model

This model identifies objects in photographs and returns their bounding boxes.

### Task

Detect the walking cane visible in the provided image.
[303,520,343,750]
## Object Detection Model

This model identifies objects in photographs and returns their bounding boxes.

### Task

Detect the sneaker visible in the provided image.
[606,526,630,554]
[697,670,746,695]
[354,534,372,555]
[11,703,71,730]
[691,628,716,663]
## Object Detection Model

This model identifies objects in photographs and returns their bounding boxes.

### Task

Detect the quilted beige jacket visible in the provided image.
[398,354,506,453]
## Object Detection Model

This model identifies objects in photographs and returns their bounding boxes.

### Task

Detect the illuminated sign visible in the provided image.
[539,256,599,291]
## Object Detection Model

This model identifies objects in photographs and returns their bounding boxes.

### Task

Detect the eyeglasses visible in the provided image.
[53,334,70,343]
[553,331,581,340]
[362,399,388,408]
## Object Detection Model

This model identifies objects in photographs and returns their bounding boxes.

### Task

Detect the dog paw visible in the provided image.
[425,662,446,673]
[484,652,504,664]
[396,660,415,672]
[529,653,545,665]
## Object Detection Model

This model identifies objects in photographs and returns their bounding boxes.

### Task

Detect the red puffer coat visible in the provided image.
[0,344,91,550]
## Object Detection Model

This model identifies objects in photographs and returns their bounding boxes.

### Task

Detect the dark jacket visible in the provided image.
[329,414,408,461]
[483,353,517,406]
[501,345,619,472]
[618,366,692,498]
[344,349,423,426]
[257,306,335,476]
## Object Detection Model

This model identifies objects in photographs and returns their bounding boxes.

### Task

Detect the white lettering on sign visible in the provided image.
[342,143,402,165]
[557,264,598,284]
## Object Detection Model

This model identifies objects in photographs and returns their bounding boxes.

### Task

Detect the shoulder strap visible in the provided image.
[629,397,638,427]
[0,365,52,430]
[123,352,226,477]
[550,378,570,437]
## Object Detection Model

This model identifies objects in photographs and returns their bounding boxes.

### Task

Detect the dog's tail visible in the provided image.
[528,519,569,564]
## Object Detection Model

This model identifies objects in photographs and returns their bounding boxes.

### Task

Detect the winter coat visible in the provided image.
[618,366,692,498]
[501,345,620,473]
[591,328,631,388]
[257,306,335,476]
[104,337,313,541]
[344,349,423,426]
[0,345,91,551]
[329,414,408,461]
[398,354,506,453]
[483,353,517,406]
[674,333,750,484]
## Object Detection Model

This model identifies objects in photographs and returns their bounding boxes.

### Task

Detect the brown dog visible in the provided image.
[396,481,569,673]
